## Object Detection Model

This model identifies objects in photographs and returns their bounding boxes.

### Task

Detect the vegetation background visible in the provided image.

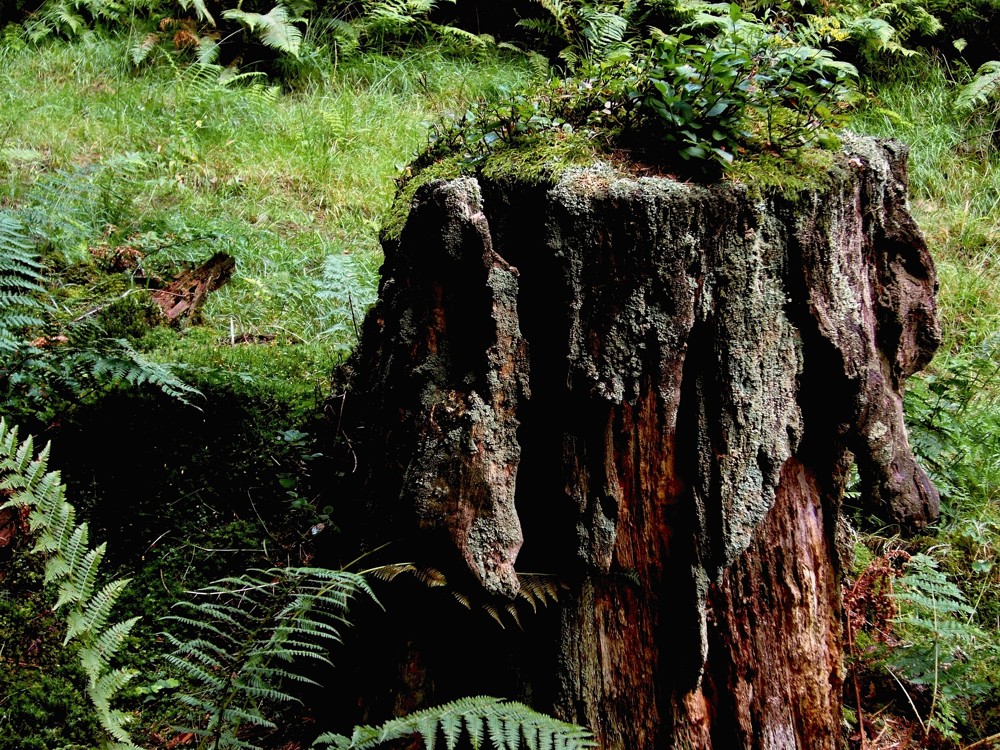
[0,0,998,748]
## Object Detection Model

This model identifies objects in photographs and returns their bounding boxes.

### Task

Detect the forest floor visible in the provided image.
[0,31,998,749]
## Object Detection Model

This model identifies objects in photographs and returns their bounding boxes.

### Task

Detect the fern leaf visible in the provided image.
[222,4,304,57]
[0,422,140,746]
[48,522,89,585]
[58,541,107,610]
[313,697,594,750]
[130,33,160,66]
[65,577,131,643]
[956,61,1000,113]
[179,0,215,25]
[78,617,140,679]
[88,669,138,741]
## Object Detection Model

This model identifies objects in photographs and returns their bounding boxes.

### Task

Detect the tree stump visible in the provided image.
[340,137,940,749]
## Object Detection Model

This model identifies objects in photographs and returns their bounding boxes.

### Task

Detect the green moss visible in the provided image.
[478,131,601,186]
[0,551,102,750]
[95,292,162,342]
[381,157,471,243]
[383,132,602,243]
[725,147,843,196]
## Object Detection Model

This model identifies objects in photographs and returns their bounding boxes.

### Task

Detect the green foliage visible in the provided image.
[417,5,856,174]
[905,335,1000,512]
[314,695,596,750]
[890,553,994,740]
[518,0,633,68]
[23,0,129,42]
[0,210,46,354]
[314,253,378,354]
[0,415,594,750]
[0,418,141,747]
[164,565,375,750]
[634,18,856,165]
[955,60,1000,118]
[223,3,304,57]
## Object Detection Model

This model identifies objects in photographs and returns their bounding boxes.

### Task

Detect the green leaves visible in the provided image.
[890,553,991,739]
[636,20,856,168]
[0,211,46,355]
[223,4,304,58]
[313,696,595,750]
[0,419,140,746]
[164,566,376,750]
[955,60,1000,114]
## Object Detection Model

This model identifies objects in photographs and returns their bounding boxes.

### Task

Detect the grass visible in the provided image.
[849,62,1000,744]
[0,34,534,377]
[850,63,1000,351]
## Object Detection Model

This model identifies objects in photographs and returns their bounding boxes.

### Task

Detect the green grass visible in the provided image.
[2,28,1000,748]
[0,35,534,373]
[851,64,1000,351]
[849,61,1000,744]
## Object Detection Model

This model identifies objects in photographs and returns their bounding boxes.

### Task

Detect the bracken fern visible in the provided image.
[313,695,596,750]
[0,210,46,355]
[0,418,141,748]
[163,565,376,750]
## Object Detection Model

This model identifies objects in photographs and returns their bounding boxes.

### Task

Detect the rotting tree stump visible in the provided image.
[337,136,941,749]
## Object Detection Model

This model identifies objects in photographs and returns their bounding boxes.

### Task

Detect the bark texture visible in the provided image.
[343,137,940,749]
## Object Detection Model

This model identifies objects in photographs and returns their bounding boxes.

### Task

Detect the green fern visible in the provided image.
[164,566,376,750]
[24,0,127,41]
[0,210,46,355]
[179,0,216,25]
[223,4,305,57]
[313,695,596,750]
[0,419,141,747]
[519,0,632,67]
[890,553,990,740]
[956,60,1000,114]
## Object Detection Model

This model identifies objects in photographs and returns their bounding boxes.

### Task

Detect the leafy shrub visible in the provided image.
[845,545,999,744]
[633,16,855,165]
[417,4,857,174]
[890,553,993,740]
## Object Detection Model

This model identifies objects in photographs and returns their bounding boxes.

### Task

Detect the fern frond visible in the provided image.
[55,541,107,610]
[179,0,216,25]
[65,578,131,643]
[79,617,140,679]
[31,492,75,554]
[0,420,139,745]
[517,574,566,613]
[223,4,304,57]
[165,566,376,749]
[956,61,1000,113]
[314,696,595,750]
[47,522,89,585]
[0,210,47,353]
[130,33,161,66]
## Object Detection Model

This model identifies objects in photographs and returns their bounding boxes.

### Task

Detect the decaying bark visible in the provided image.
[341,136,940,749]
[151,252,235,324]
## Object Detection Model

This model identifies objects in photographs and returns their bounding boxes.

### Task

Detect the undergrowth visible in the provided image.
[847,55,1000,749]
[0,4,999,749]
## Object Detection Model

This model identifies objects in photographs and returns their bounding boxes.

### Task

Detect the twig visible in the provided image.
[963,732,1000,750]
[846,614,869,750]
[886,667,927,736]
[71,288,140,322]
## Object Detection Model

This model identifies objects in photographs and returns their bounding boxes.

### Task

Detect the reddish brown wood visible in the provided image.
[151,252,235,324]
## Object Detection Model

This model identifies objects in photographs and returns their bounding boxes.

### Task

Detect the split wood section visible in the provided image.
[343,137,940,749]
